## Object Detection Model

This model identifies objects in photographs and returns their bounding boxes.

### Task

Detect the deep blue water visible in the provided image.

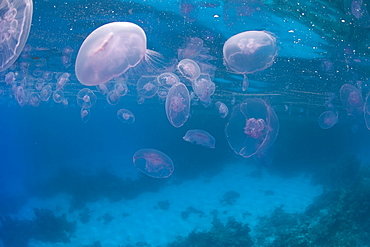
[1,0,370,246]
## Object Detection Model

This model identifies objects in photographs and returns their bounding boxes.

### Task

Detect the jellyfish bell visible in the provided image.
[133,149,174,178]
[0,0,33,72]
[75,22,162,86]
[223,31,277,90]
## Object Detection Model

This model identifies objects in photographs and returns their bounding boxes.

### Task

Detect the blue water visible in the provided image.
[1,0,370,246]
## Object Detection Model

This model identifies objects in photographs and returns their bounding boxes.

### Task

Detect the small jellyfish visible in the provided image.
[56,72,70,90]
[81,108,90,123]
[178,37,204,60]
[137,76,159,98]
[61,46,73,68]
[318,111,338,129]
[183,129,216,148]
[0,0,33,72]
[106,90,120,105]
[117,109,135,124]
[179,0,199,22]
[53,90,64,103]
[223,31,277,91]
[344,0,370,28]
[215,101,229,118]
[340,84,363,116]
[226,98,279,158]
[29,92,40,107]
[40,84,52,101]
[157,72,180,88]
[114,82,128,96]
[5,72,15,85]
[177,59,201,81]
[14,86,26,105]
[192,74,215,106]
[133,149,174,178]
[75,22,161,86]
[77,88,97,109]
[96,83,109,95]
[165,82,191,128]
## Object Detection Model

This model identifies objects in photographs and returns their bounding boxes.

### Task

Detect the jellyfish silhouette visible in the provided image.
[0,0,33,72]
[133,149,174,178]
[226,98,279,158]
[75,22,161,86]
[223,31,277,91]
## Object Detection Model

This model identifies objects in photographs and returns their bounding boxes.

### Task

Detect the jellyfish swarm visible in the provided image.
[0,0,33,72]
[75,22,159,86]
[183,129,216,148]
[133,149,174,178]
[165,82,190,128]
[318,111,338,129]
[226,98,279,158]
[340,84,364,116]
[223,31,277,91]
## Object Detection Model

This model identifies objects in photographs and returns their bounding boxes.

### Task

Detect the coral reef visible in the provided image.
[220,190,240,206]
[168,216,253,247]
[181,206,205,220]
[0,208,76,247]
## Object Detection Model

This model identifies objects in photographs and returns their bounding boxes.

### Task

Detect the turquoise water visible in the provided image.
[1,0,370,246]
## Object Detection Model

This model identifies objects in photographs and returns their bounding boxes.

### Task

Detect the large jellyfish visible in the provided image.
[0,0,33,72]
[133,149,174,178]
[225,98,279,158]
[223,31,277,91]
[75,22,160,86]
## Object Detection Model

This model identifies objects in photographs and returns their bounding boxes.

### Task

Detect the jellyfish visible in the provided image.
[56,72,70,91]
[165,82,190,128]
[77,88,97,109]
[137,76,159,98]
[39,84,52,101]
[5,72,15,85]
[344,0,370,28]
[133,149,174,178]
[192,74,215,106]
[177,59,201,81]
[215,101,229,118]
[81,108,90,123]
[107,90,120,105]
[52,90,64,103]
[225,98,279,158]
[0,0,33,72]
[183,129,216,148]
[318,111,338,129]
[114,82,128,96]
[29,92,40,107]
[75,22,161,86]
[157,72,180,89]
[340,84,363,116]
[223,31,277,91]
[117,109,135,124]
[178,37,204,60]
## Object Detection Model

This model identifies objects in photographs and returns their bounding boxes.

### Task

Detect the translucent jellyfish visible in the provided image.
[133,149,174,178]
[29,92,40,107]
[177,59,201,81]
[114,82,128,96]
[318,111,338,129]
[157,72,180,89]
[340,84,363,116]
[0,0,33,72]
[137,76,159,98]
[179,0,198,22]
[192,74,215,106]
[344,0,370,28]
[56,72,70,90]
[226,98,279,158]
[107,90,120,105]
[81,108,90,123]
[215,101,229,118]
[61,46,73,68]
[39,84,52,101]
[183,129,216,148]
[96,83,109,95]
[14,86,26,105]
[5,72,15,85]
[223,31,277,90]
[178,37,203,60]
[77,88,97,109]
[117,109,135,124]
[75,22,160,86]
[52,90,64,103]
[165,82,190,128]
